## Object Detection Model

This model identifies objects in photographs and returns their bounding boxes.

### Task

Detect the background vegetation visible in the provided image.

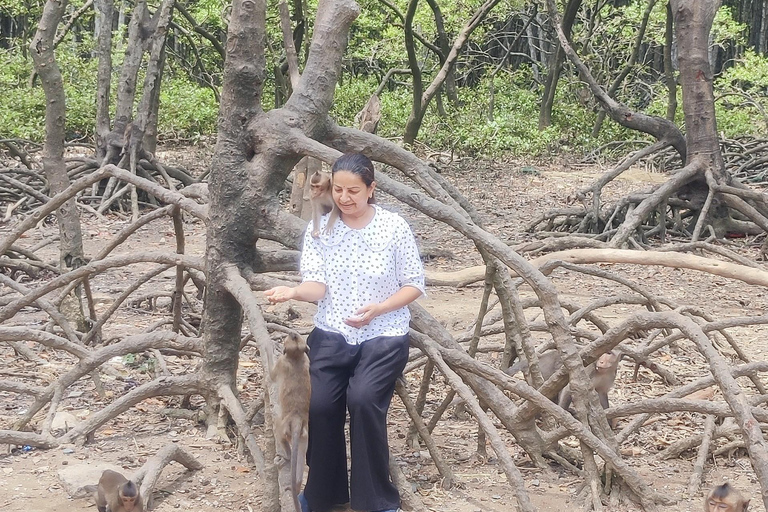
[1,0,767,155]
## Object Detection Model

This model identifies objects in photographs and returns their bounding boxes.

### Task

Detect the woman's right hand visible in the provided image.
[264,286,296,304]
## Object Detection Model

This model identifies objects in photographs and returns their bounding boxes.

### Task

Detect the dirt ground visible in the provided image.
[1,150,767,511]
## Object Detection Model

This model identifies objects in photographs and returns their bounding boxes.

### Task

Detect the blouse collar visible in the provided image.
[318,205,394,251]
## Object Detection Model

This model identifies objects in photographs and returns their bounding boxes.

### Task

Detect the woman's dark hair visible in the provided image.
[332,152,376,203]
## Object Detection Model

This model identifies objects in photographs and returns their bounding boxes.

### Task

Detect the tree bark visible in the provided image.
[30,0,86,272]
[538,0,581,130]
[672,0,726,176]
[664,2,677,121]
[94,0,114,161]
[204,1,360,509]
[29,0,87,332]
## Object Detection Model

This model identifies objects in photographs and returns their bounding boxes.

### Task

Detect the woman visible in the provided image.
[265,152,425,512]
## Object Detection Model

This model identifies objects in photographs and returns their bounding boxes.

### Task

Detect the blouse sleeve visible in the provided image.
[300,222,326,284]
[394,218,426,296]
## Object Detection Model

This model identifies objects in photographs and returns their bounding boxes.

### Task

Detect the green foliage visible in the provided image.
[714,50,768,136]
[711,5,747,49]
[0,0,765,156]
[0,86,46,140]
[0,47,98,139]
[719,50,768,90]
[158,77,219,138]
[0,43,218,141]
[332,72,568,156]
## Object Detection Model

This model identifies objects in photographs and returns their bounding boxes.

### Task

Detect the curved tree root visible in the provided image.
[132,443,203,510]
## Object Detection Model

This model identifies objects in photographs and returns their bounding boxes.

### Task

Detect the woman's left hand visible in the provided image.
[345,303,382,328]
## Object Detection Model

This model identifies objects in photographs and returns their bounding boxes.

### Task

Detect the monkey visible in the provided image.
[505,350,561,383]
[86,469,143,512]
[506,350,621,425]
[705,483,750,512]
[273,333,311,512]
[558,350,621,427]
[309,170,339,238]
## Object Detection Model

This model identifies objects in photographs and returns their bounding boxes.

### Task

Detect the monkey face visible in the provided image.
[284,333,308,355]
[121,495,138,511]
[595,351,619,371]
[309,171,332,199]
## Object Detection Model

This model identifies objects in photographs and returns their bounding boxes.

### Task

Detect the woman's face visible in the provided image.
[332,170,375,219]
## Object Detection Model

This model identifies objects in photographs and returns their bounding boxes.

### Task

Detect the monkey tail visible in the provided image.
[290,420,305,512]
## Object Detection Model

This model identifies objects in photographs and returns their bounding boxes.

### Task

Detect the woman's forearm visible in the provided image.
[378,285,423,315]
[293,281,327,302]
[264,281,326,304]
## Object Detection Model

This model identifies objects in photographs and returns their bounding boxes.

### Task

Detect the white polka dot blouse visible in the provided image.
[300,204,426,345]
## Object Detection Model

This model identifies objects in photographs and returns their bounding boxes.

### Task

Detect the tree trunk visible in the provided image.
[672,0,726,174]
[30,0,87,334]
[402,0,422,147]
[203,1,359,509]
[94,0,114,162]
[664,2,678,121]
[539,0,581,130]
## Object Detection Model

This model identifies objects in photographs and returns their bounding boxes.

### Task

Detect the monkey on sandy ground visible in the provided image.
[705,483,750,512]
[84,469,143,512]
[309,170,339,238]
[273,333,311,512]
[506,349,621,426]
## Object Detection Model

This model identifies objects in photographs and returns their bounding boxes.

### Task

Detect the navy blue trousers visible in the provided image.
[303,328,410,512]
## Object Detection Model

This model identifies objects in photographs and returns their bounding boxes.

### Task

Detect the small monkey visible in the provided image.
[506,350,560,380]
[309,170,339,238]
[558,350,621,427]
[89,469,143,512]
[705,483,750,512]
[273,333,311,512]
[507,350,621,424]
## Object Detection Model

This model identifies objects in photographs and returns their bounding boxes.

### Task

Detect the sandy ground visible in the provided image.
[1,154,767,511]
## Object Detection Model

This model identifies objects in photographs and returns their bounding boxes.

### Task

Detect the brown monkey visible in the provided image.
[558,350,621,426]
[309,170,339,238]
[507,350,621,424]
[505,350,561,381]
[90,469,143,512]
[705,483,750,512]
[273,333,311,512]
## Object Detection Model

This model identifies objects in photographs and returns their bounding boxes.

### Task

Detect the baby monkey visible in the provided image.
[86,469,143,512]
[273,333,311,512]
[309,170,339,238]
[706,483,749,512]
